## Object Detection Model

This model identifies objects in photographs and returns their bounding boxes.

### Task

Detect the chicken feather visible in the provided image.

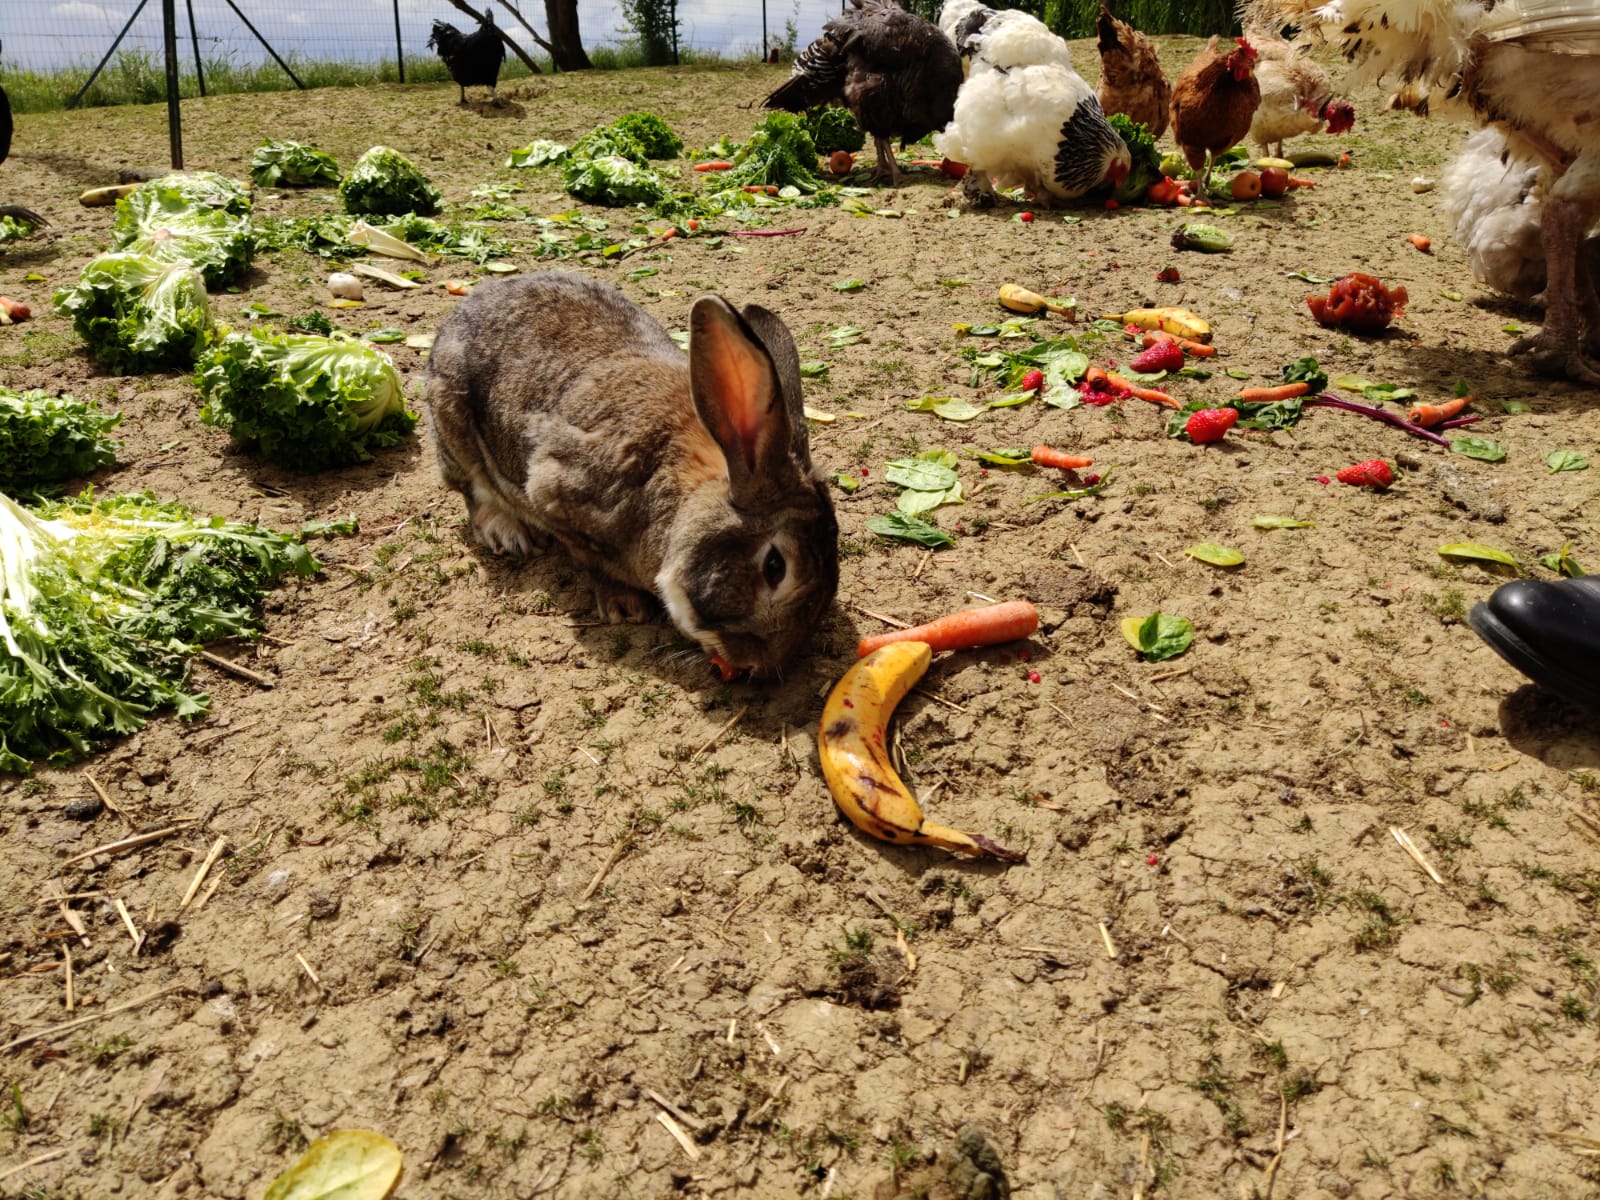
[1255,0,1600,381]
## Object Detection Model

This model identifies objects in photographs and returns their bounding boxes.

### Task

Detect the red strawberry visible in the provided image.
[1019,368,1045,394]
[1184,408,1238,444]
[1335,459,1395,488]
[1129,341,1183,374]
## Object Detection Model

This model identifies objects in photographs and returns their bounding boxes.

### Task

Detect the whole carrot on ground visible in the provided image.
[693,161,734,171]
[856,600,1039,658]
[1234,381,1311,402]
[1107,371,1178,407]
[1031,445,1094,470]
[1407,394,1470,427]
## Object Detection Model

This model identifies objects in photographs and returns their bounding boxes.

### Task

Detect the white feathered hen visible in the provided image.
[1439,128,1600,303]
[934,0,1131,207]
[938,0,1078,74]
[1253,0,1600,382]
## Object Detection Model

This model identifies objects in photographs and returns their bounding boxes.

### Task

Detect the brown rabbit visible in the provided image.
[426,270,839,677]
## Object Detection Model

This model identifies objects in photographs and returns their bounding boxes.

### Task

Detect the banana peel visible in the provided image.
[818,642,1027,863]
[1102,307,1213,344]
[998,283,1076,319]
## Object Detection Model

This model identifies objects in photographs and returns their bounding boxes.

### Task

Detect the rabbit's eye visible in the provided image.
[762,545,787,589]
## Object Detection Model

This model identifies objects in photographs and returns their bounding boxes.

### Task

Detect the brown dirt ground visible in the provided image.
[3,42,1600,1200]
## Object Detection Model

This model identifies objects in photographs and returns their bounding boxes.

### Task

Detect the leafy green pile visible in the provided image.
[561,128,670,206]
[0,489,318,772]
[1106,113,1162,204]
[250,140,342,188]
[725,112,822,193]
[0,387,122,490]
[506,139,569,168]
[338,146,442,216]
[611,112,683,159]
[805,106,864,155]
[53,252,213,374]
[111,173,255,288]
[0,215,33,244]
[196,329,418,471]
[255,213,507,263]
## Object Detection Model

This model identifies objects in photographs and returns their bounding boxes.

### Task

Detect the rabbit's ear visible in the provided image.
[689,296,798,495]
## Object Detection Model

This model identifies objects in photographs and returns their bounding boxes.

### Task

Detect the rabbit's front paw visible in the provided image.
[471,507,540,558]
[592,578,658,624]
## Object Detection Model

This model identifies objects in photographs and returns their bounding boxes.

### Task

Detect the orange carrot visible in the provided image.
[1031,445,1094,470]
[1408,232,1432,252]
[694,161,734,172]
[709,654,739,682]
[1107,371,1178,408]
[856,600,1039,659]
[1234,381,1311,403]
[1286,176,1317,189]
[1083,365,1112,392]
[1407,394,1470,427]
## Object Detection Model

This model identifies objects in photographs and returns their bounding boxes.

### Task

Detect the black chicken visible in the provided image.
[764,0,962,186]
[428,10,506,107]
[0,40,47,233]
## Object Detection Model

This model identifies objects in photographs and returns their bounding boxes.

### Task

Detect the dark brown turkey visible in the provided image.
[763,0,962,186]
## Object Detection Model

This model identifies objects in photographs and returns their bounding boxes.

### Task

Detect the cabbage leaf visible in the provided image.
[196,330,419,471]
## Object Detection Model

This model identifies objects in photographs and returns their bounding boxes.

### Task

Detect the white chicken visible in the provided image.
[938,0,1077,74]
[1439,128,1600,304]
[934,0,1131,207]
[1256,0,1600,382]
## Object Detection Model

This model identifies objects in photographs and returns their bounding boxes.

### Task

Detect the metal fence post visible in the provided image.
[393,0,406,82]
[162,0,183,167]
[185,0,206,96]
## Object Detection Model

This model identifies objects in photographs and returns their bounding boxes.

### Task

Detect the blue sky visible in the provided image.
[2,0,847,72]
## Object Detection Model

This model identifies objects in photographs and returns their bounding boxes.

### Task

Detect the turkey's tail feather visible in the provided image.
[763,39,845,110]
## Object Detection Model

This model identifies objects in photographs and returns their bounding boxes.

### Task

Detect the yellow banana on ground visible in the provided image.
[818,642,1027,863]
[1101,307,1213,343]
[998,283,1077,319]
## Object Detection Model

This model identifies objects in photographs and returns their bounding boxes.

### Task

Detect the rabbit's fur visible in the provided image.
[427,270,839,676]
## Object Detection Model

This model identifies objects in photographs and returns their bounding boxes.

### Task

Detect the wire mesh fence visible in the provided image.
[0,0,848,76]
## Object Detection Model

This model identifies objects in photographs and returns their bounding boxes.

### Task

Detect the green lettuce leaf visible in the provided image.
[0,387,122,489]
[250,140,342,188]
[110,173,255,288]
[53,252,213,374]
[196,330,418,471]
[339,146,442,216]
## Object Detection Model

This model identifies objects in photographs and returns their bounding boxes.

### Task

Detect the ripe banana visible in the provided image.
[998,283,1077,319]
[818,642,1028,863]
[1101,307,1213,344]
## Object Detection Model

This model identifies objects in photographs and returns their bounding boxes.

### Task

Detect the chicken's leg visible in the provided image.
[1510,190,1600,385]
[1190,150,1213,201]
[869,135,901,188]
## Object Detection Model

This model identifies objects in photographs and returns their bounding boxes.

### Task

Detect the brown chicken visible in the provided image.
[1169,36,1261,199]
[1095,5,1171,139]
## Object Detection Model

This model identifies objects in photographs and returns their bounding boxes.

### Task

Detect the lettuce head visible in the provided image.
[53,252,213,375]
[196,330,419,471]
[338,146,442,216]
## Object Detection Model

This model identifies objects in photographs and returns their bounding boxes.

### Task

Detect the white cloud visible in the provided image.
[51,1,124,18]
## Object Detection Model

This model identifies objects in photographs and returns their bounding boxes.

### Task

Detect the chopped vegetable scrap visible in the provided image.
[1306,273,1408,332]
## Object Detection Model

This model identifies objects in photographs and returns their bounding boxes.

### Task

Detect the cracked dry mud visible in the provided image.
[2,40,1599,1200]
